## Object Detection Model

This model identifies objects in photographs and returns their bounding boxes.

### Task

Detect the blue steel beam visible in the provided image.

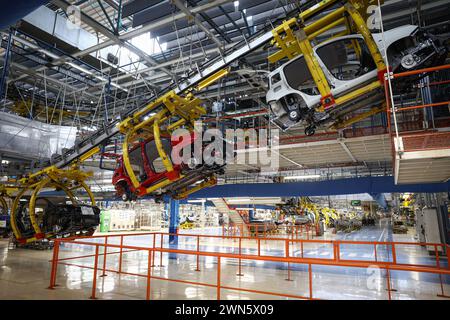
[189,177,450,198]
[0,0,49,31]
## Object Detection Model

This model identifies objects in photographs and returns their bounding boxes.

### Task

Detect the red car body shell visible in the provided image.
[112,131,197,197]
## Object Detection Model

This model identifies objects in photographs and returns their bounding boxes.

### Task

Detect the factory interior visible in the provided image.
[0,0,450,304]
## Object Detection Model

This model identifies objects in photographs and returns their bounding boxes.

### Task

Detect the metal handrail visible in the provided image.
[48,232,450,300]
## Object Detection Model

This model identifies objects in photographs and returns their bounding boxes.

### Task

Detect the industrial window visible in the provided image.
[316,37,376,81]
[271,72,281,85]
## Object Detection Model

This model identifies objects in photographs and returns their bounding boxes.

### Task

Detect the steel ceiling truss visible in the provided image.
[47,0,374,173]
[0,0,448,201]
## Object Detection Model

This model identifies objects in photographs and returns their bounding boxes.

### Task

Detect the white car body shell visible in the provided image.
[266,25,419,118]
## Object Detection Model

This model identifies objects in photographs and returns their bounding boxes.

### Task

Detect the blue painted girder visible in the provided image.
[0,0,49,31]
[189,176,450,198]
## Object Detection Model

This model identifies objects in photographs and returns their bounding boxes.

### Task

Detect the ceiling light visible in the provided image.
[284,175,321,180]
[227,198,251,203]
[188,199,206,203]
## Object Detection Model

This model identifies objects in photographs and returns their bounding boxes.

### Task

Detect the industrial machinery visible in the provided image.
[9,160,99,244]
[0,184,18,238]
[362,214,376,226]
[0,199,8,237]
[320,207,340,229]
[414,193,450,253]
[266,8,447,133]
[13,197,99,241]
[276,198,315,224]
[249,220,277,237]
[392,219,408,234]
[335,213,363,233]
[419,207,447,253]
[179,217,195,230]
[392,194,415,233]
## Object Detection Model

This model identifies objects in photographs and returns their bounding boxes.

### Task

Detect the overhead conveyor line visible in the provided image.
[269,0,386,110]
[47,0,347,171]
[23,0,390,205]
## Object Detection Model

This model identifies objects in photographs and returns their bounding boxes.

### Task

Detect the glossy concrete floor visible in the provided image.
[0,219,449,300]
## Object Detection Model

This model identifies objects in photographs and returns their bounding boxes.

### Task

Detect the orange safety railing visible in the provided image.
[47,232,450,300]
[384,64,450,144]
[399,131,450,152]
[383,63,450,177]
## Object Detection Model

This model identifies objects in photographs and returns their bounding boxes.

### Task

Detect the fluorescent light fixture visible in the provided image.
[66,62,128,93]
[188,199,206,203]
[247,15,253,27]
[227,198,251,203]
[259,170,279,176]
[81,125,98,132]
[284,175,321,180]
[67,62,89,74]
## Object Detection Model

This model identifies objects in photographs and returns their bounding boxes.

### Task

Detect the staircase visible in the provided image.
[211,198,249,236]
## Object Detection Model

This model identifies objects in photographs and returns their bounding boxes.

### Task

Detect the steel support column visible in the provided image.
[169,198,180,245]
[0,30,13,100]
[249,207,255,222]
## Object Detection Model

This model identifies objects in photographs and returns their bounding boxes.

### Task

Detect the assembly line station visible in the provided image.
[0,0,449,301]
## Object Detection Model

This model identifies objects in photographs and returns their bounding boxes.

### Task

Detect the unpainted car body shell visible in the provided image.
[266,25,419,130]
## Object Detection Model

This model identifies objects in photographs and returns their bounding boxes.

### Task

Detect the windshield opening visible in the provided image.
[283,56,320,96]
